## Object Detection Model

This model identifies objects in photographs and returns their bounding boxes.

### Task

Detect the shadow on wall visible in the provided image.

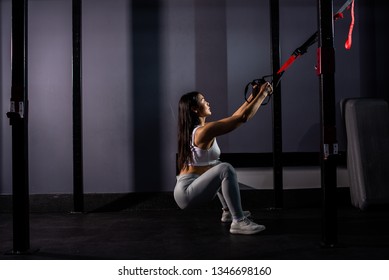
[131,0,163,192]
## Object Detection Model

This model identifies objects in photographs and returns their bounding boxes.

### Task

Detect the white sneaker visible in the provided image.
[221,210,251,223]
[230,217,266,235]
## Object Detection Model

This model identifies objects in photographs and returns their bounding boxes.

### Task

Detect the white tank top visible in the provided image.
[188,126,221,166]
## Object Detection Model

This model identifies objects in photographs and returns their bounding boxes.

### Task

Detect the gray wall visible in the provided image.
[82,0,133,193]
[0,0,384,195]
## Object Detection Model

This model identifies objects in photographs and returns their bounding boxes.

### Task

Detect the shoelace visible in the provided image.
[237,217,251,225]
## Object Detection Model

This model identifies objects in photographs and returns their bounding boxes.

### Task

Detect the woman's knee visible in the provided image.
[174,191,189,210]
[218,162,237,179]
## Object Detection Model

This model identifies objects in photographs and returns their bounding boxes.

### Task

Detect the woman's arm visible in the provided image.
[195,82,272,147]
[233,82,272,122]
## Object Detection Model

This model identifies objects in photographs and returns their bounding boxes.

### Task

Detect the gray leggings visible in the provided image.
[174,162,244,220]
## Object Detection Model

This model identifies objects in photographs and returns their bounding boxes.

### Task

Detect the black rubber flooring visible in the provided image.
[1,206,388,260]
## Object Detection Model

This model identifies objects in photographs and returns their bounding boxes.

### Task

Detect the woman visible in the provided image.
[174,82,273,235]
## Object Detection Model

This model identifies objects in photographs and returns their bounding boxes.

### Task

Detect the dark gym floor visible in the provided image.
[1,202,389,260]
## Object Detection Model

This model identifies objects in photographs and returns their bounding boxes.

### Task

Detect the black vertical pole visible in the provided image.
[7,0,30,254]
[317,0,338,247]
[72,0,84,213]
[269,0,283,208]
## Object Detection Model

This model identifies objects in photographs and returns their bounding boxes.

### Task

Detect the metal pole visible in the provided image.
[7,0,30,254]
[269,0,283,208]
[72,0,84,213]
[317,0,338,247]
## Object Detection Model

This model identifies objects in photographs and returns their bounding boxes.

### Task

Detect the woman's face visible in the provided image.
[195,94,212,117]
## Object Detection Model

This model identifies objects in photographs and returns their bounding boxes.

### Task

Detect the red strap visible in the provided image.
[277,55,300,74]
[334,12,344,20]
[276,0,355,75]
[345,0,355,49]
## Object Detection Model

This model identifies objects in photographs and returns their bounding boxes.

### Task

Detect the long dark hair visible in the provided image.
[177,91,201,170]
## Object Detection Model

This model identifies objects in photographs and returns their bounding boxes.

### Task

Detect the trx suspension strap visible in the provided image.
[244,0,355,102]
[277,0,355,77]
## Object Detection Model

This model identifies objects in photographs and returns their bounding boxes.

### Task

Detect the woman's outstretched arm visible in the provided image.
[194,82,273,147]
[232,82,272,122]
